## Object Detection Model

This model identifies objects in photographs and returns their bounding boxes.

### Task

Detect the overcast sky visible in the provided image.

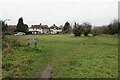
[0,0,119,27]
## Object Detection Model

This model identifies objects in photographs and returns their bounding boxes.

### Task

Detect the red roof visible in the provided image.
[8,25,16,28]
[31,25,48,29]
[50,25,62,29]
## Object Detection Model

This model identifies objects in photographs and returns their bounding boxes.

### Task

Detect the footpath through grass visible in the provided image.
[2,34,118,78]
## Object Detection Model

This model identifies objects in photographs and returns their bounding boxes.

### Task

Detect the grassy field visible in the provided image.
[2,34,118,78]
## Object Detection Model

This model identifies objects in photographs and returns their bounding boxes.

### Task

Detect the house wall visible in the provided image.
[29,27,62,34]
[43,29,48,34]
[29,28,42,32]
[50,28,62,34]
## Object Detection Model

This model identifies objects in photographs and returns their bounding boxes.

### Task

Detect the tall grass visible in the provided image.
[2,36,25,53]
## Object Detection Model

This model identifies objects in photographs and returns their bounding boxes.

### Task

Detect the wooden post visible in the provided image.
[35,43,37,48]
[28,43,30,48]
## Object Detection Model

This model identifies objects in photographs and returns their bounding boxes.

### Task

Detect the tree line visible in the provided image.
[1,17,119,36]
[2,17,28,34]
[62,19,119,36]
[92,20,119,36]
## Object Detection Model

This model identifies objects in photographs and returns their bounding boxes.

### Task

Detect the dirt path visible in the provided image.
[40,64,53,79]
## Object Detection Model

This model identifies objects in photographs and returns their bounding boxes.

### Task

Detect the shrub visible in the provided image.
[73,22,91,36]
[91,19,118,36]
[81,22,92,36]
[2,36,25,53]
[73,25,82,36]
[2,41,11,53]
[2,62,13,70]
[3,71,13,78]
[101,26,109,34]
[12,38,25,47]
[107,20,118,35]
[91,27,103,36]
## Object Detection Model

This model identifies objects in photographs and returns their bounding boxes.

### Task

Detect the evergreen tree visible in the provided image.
[24,24,28,33]
[63,22,72,34]
[16,17,28,32]
[2,21,8,32]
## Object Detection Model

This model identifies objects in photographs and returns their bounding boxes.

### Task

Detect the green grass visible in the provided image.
[2,34,118,78]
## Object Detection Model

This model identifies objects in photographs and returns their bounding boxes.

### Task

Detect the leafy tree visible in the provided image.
[73,22,82,36]
[81,22,92,36]
[91,19,118,36]
[91,27,102,36]
[101,26,109,34]
[107,20,118,35]
[73,22,91,36]
[73,26,82,36]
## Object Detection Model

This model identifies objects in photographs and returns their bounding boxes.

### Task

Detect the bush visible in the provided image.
[2,62,13,70]
[73,22,91,36]
[2,36,25,53]
[3,71,13,78]
[81,22,91,36]
[12,39,25,47]
[107,20,118,35]
[73,25,82,36]
[101,26,109,34]
[91,19,118,36]
[91,27,103,36]
[2,41,11,53]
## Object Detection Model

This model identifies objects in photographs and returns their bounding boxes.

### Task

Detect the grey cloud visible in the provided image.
[0,0,119,27]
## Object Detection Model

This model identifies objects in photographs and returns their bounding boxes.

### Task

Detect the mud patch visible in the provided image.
[40,64,53,79]
[79,43,117,46]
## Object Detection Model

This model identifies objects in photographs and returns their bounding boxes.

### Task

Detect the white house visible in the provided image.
[49,24,62,34]
[28,24,62,35]
[29,24,49,35]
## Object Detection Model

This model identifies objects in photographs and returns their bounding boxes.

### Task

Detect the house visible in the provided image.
[28,24,63,35]
[49,24,62,34]
[7,25,16,35]
[8,25,16,30]
[29,24,49,35]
